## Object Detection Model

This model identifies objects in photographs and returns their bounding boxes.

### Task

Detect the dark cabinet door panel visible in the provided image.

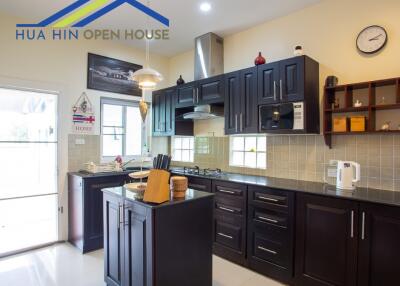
[176,83,196,107]
[280,57,305,102]
[103,194,123,286]
[186,176,212,193]
[257,62,280,104]
[215,221,243,251]
[240,67,258,133]
[198,75,224,104]
[123,202,152,286]
[164,88,175,135]
[224,71,240,134]
[295,194,358,286]
[358,203,400,286]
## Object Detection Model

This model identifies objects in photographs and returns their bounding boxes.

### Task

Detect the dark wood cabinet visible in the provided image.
[152,87,175,136]
[224,71,241,134]
[295,194,359,286]
[68,173,129,253]
[258,56,318,105]
[358,203,400,286]
[279,57,305,102]
[212,180,247,265]
[187,176,212,193]
[224,67,258,135]
[258,62,280,104]
[197,75,225,104]
[103,193,124,286]
[103,189,214,286]
[247,186,295,284]
[176,82,196,108]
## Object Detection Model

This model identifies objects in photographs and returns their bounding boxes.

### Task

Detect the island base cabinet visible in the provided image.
[295,194,358,286]
[103,190,213,286]
[358,203,400,286]
[103,194,124,286]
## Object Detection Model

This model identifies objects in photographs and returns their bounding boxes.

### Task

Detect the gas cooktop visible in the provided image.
[175,166,224,178]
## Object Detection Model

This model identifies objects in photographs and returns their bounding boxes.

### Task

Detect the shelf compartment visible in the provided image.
[325,107,369,113]
[371,103,400,110]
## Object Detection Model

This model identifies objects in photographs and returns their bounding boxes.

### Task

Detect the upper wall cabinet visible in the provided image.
[175,75,225,108]
[224,67,258,135]
[152,88,175,136]
[258,56,318,104]
[153,87,193,137]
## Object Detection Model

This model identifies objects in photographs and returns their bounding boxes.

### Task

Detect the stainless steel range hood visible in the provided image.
[183,105,224,120]
[194,33,224,80]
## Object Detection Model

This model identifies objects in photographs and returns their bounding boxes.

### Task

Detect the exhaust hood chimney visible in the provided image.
[194,33,224,80]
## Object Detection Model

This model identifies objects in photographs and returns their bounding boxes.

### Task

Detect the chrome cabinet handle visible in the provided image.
[118,204,124,229]
[235,114,238,132]
[350,210,354,238]
[192,88,196,103]
[258,195,278,202]
[188,183,206,190]
[258,216,278,224]
[273,80,277,101]
[196,88,199,103]
[218,233,233,239]
[257,246,277,255]
[219,206,235,213]
[279,79,283,101]
[240,113,243,132]
[361,212,366,240]
[219,189,235,195]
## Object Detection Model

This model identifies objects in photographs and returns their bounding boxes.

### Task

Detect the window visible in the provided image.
[172,136,194,162]
[101,98,145,158]
[230,136,267,169]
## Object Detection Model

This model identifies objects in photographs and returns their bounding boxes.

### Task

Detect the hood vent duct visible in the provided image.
[194,33,224,80]
[182,105,224,120]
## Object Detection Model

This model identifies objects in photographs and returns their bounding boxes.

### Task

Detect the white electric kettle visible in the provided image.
[334,160,361,190]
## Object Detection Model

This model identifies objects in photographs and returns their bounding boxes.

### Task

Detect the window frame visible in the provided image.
[229,135,267,169]
[100,97,146,160]
[171,136,195,163]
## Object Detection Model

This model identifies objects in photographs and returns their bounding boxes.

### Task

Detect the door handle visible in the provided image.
[273,80,277,101]
[350,210,354,238]
[196,88,199,103]
[240,113,243,132]
[361,212,366,240]
[279,79,283,101]
[258,195,278,202]
[219,189,236,195]
[218,206,235,213]
[235,114,238,132]
[192,88,196,103]
[118,204,124,229]
[258,216,278,224]
[257,246,277,255]
[217,232,233,239]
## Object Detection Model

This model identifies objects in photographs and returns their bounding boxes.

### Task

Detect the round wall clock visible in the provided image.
[356,25,388,54]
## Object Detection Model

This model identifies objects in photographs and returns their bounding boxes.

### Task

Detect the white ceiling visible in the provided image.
[1,0,322,56]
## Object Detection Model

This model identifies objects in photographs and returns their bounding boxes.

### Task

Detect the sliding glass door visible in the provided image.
[0,87,58,257]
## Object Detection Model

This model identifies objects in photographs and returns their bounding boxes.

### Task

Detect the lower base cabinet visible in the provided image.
[103,190,213,286]
[295,194,400,286]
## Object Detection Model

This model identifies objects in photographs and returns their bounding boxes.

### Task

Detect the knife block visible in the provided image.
[143,169,171,204]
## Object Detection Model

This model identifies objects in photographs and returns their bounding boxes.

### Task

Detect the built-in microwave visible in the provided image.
[259,102,304,131]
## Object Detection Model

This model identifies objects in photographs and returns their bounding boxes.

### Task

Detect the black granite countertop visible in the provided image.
[102,187,214,209]
[69,168,149,178]
[170,168,400,208]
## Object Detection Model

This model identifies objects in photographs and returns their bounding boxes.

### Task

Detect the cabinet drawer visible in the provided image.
[253,209,288,228]
[215,221,242,251]
[187,176,212,193]
[215,201,243,216]
[252,234,287,267]
[249,186,292,211]
[213,180,247,199]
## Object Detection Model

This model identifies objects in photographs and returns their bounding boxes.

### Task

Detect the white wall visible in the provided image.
[0,12,170,240]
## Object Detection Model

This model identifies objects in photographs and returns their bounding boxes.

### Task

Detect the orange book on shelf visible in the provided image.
[143,169,170,204]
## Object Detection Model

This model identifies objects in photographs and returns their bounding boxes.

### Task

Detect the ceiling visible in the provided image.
[1,0,322,56]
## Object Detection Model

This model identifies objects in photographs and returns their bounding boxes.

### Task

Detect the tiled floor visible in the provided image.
[0,243,285,286]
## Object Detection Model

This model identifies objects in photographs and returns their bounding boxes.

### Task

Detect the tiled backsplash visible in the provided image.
[68,134,100,172]
[171,134,400,191]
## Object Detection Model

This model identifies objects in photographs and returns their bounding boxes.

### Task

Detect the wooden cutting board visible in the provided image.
[143,169,170,204]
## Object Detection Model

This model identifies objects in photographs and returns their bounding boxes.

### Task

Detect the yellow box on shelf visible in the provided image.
[350,116,366,132]
[333,117,347,132]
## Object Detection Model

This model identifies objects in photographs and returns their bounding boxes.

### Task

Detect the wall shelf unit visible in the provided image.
[323,77,400,148]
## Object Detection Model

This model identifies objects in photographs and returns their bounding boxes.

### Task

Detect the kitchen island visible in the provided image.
[102,187,214,286]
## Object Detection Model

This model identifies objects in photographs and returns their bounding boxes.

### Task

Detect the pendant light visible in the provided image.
[131,0,163,91]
